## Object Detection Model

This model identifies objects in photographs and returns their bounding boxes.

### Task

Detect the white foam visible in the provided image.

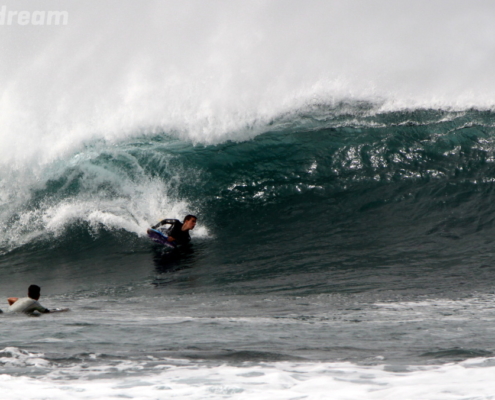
[1,352,495,400]
[0,144,202,251]
[0,347,51,368]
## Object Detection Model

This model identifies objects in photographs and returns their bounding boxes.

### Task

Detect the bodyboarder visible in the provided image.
[147,214,197,248]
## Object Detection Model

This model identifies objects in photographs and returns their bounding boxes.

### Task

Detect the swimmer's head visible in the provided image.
[28,284,41,300]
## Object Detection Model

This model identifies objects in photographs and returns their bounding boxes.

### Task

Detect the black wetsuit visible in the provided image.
[152,219,191,245]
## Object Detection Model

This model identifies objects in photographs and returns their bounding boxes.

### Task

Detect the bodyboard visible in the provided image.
[147,228,177,248]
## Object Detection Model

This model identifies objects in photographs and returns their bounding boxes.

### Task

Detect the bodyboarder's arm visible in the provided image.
[151,219,178,229]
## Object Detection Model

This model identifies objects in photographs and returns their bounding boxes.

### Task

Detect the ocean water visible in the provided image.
[3,1,495,399]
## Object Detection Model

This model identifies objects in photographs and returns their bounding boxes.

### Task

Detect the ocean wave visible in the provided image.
[2,106,495,255]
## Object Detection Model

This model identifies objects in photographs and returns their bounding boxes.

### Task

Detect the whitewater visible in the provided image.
[3,1,495,399]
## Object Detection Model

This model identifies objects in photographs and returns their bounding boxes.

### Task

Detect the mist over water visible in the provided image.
[2,0,495,162]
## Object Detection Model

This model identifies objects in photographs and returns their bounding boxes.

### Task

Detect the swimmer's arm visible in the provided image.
[151,219,178,229]
[33,303,50,313]
[37,305,69,313]
[7,297,18,306]
[46,308,70,313]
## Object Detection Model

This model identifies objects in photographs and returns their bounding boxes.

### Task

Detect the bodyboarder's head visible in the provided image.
[183,215,197,230]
